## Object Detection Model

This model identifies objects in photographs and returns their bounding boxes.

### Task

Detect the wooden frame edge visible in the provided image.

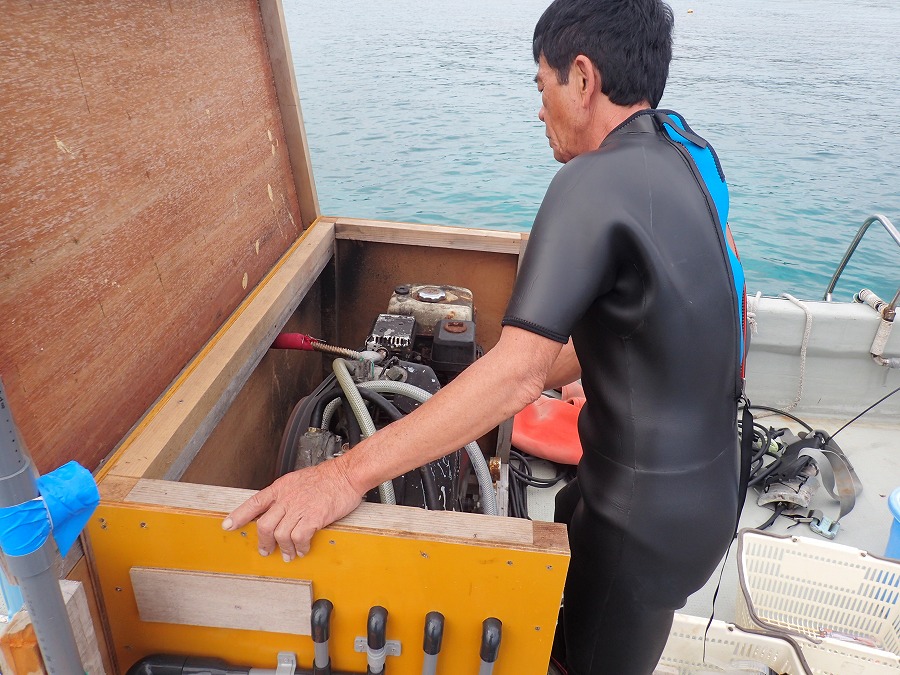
[334,217,526,254]
[258,0,320,228]
[118,478,570,555]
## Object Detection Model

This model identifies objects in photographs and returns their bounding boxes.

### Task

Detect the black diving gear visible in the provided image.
[503,109,744,675]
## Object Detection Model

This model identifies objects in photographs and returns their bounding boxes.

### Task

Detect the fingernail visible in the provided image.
[221,517,234,531]
[258,548,270,557]
[282,553,292,563]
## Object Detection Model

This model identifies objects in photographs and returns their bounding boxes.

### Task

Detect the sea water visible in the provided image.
[284,0,900,301]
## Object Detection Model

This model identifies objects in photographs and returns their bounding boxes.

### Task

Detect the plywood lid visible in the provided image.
[0,0,319,472]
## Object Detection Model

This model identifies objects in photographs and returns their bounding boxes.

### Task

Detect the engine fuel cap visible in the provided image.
[416,286,446,303]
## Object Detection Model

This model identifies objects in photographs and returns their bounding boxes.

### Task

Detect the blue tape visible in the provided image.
[0,497,50,557]
[0,461,99,558]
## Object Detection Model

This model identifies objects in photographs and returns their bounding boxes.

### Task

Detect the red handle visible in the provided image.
[271,333,319,351]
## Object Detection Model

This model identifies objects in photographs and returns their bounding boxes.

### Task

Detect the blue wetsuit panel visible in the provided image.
[661,111,746,368]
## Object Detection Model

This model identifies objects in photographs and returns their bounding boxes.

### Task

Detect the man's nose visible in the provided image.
[538,106,545,122]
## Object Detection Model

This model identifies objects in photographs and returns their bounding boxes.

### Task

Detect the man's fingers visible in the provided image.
[223,487,276,530]
[220,465,355,562]
[274,517,299,561]
[291,519,317,558]
[255,502,287,555]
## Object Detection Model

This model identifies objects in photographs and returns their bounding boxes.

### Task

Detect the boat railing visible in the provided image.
[824,214,900,312]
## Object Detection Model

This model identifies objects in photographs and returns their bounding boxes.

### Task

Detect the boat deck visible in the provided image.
[685,413,900,622]
[525,412,900,623]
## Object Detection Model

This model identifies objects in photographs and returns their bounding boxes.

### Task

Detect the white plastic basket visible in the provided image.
[655,613,811,674]
[736,529,900,674]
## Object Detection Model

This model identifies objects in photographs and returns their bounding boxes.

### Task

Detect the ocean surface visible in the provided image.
[283,0,900,301]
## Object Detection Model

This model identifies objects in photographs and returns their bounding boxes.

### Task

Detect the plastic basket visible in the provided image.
[655,613,811,674]
[736,529,900,674]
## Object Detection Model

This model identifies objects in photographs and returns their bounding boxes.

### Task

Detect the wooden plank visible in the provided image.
[130,567,312,636]
[335,218,525,254]
[68,556,116,675]
[0,580,106,675]
[101,219,336,482]
[259,0,320,228]
[518,232,530,272]
[532,521,569,554]
[124,479,541,549]
[97,475,139,503]
[79,530,120,675]
[0,0,304,475]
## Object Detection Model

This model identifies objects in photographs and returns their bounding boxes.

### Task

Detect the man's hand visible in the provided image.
[222,456,364,561]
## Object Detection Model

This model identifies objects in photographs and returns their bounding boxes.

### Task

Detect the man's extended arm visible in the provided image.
[223,325,564,560]
[544,338,581,390]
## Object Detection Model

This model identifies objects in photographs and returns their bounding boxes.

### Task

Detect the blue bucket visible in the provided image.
[0,566,23,620]
[887,488,900,559]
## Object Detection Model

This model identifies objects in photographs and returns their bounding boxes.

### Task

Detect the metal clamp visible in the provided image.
[275,652,297,675]
[354,637,402,656]
[809,512,840,539]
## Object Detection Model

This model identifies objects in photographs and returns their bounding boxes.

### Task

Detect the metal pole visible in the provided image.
[0,377,85,674]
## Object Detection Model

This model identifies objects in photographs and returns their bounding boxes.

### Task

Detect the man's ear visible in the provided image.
[571,54,599,104]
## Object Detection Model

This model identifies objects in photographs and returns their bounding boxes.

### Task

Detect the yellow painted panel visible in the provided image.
[88,502,569,675]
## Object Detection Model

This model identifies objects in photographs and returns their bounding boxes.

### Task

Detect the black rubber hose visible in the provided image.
[127,655,249,675]
[748,457,782,488]
[342,395,363,447]
[748,405,814,432]
[306,381,442,509]
[357,387,403,422]
[356,388,443,511]
[309,384,344,429]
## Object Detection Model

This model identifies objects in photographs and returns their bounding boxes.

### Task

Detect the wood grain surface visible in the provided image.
[0,1,305,473]
[130,567,313,635]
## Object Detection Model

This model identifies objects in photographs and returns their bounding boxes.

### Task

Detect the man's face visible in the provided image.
[535,55,587,164]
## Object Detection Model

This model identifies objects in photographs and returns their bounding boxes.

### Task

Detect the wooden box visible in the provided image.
[1,2,569,674]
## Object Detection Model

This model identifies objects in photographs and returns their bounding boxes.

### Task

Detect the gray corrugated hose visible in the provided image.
[357,380,499,516]
[333,359,397,505]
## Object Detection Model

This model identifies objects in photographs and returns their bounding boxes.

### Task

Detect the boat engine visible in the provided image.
[369,283,479,384]
[275,284,486,513]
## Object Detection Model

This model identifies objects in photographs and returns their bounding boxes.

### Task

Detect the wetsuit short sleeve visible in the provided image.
[502,158,620,343]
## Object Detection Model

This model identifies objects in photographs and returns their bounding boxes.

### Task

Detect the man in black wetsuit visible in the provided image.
[226,1,745,673]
